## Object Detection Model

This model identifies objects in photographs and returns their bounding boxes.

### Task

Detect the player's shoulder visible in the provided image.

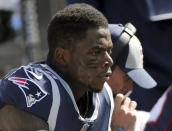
[0,62,53,107]
[2,62,44,80]
[0,62,59,120]
[1,62,46,91]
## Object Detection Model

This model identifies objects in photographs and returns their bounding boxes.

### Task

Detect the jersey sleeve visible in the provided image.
[0,66,53,121]
[144,85,172,131]
[0,73,25,107]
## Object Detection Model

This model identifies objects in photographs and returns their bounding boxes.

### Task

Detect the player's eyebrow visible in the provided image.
[91,44,113,50]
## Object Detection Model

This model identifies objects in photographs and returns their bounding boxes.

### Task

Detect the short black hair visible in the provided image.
[47,3,109,59]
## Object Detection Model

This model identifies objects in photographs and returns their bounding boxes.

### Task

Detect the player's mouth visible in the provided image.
[98,71,112,81]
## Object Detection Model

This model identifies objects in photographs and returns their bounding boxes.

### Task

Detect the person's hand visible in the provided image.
[111,93,137,131]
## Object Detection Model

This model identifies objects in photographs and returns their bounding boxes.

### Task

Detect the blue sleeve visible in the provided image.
[0,67,52,121]
[144,85,172,131]
[0,77,23,107]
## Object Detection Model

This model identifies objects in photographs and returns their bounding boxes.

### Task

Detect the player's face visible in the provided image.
[107,66,133,94]
[68,27,113,92]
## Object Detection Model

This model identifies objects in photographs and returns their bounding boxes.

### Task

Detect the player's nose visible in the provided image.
[102,52,113,68]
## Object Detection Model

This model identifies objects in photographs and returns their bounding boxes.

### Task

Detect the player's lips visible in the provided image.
[98,71,112,81]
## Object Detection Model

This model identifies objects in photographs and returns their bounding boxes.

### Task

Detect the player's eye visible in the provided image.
[93,50,101,56]
[90,49,102,56]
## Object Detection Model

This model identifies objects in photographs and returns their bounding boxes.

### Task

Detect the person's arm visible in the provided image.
[0,105,49,131]
[111,94,137,131]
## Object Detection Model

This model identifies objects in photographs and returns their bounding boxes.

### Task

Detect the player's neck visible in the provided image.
[77,91,93,118]
[68,80,89,101]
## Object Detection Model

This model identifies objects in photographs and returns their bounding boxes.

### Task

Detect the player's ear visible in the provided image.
[54,48,70,66]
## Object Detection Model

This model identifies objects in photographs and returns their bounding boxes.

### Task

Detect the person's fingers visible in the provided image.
[114,93,124,111]
[129,101,137,110]
[119,97,131,115]
[122,97,131,107]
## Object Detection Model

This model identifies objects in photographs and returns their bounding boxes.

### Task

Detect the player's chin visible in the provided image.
[90,81,105,92]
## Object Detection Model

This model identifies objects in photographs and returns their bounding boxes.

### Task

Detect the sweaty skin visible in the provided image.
[0,105,49,131]
[61,28,113,101]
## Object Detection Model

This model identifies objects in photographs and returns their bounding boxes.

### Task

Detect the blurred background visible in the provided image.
[0,0,66,78]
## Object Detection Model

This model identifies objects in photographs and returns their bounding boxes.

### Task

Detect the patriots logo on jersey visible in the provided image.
[8,77,47,107]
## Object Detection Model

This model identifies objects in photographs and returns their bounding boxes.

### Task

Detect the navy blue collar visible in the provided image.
[45,60,66,81]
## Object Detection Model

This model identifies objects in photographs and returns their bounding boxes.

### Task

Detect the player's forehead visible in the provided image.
[83,27,113,49]
[86,27,111,40]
